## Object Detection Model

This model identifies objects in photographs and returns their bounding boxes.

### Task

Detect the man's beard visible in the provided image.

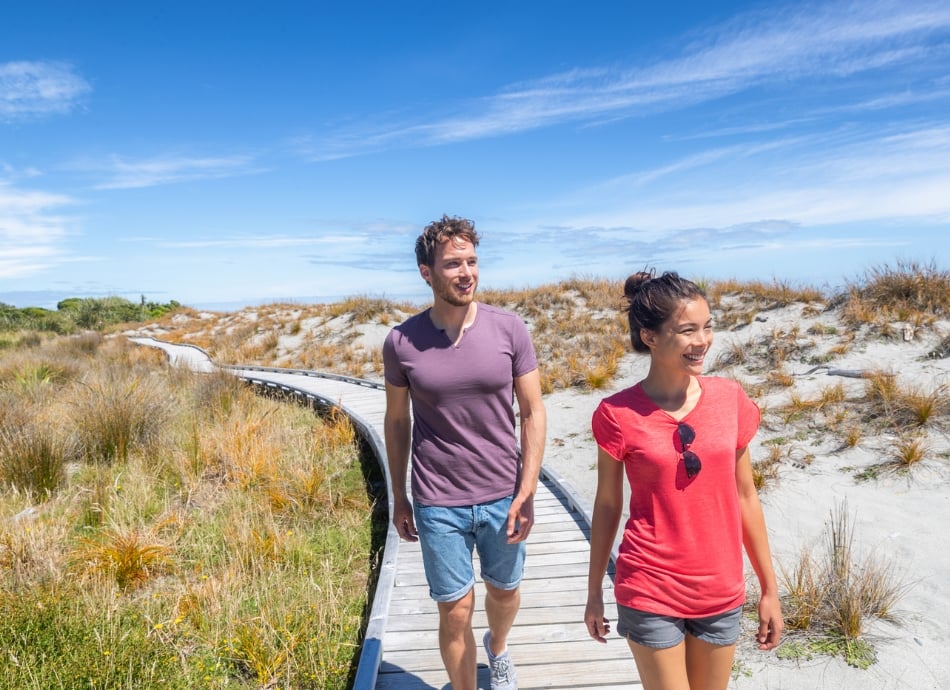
[431,273,476,306]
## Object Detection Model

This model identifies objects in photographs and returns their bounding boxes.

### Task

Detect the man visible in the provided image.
[383,214,546,690]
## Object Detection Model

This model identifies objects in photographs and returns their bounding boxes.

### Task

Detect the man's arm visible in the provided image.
[384,381,417,542]
[508,367,546,543]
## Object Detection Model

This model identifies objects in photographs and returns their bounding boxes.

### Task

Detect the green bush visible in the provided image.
[0,297,183,334]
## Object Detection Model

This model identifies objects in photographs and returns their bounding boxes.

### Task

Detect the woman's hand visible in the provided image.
[756,592,784,650]
[584,596,612,644]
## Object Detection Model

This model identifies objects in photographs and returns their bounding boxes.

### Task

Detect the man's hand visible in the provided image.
[506,495,535,543]
[392,496,418,542]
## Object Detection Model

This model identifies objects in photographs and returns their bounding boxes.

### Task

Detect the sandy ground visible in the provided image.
[539,314,950,689]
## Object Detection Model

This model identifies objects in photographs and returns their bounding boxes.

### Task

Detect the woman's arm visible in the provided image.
[585,447,625,643]
[736,446,784,650]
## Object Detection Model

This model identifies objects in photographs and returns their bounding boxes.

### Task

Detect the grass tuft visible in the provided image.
[779,500,910,666]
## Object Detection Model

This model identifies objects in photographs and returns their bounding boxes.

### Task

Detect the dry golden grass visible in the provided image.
[863,373,949,430]
[481,277,631,392]
[752,446,783,490]
[0,336,375,688]
[71,525,174,590]
[780,501,910,668]
[839,260,949,334]
[885,434,931,471]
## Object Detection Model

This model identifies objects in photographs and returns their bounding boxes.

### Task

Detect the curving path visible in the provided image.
[131,337,637,689]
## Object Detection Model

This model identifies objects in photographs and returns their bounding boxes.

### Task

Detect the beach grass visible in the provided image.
[1,261,947,684]
[0,335,378,689]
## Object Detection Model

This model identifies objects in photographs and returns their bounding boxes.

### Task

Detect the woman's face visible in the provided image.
[643,297,713,374]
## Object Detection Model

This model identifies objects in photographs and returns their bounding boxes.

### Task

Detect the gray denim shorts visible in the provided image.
[616,604,743,649]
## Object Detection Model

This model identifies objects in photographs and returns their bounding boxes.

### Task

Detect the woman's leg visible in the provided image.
[627,639,690,690]
[684,635,736,690]
[627,635,734,690]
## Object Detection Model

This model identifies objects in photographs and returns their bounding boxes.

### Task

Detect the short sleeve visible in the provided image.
[591,400,625,462]
[382,329,408,388]
[510,318,538,378]
[735,384,760,449]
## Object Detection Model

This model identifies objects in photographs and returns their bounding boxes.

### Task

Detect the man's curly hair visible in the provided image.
[415,215,480,267]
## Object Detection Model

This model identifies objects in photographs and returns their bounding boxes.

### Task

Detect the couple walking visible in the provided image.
[383,215,784,690]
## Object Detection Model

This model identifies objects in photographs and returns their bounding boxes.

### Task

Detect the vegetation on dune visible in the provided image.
[777,501,911,669]
[0,296,182,338]
[0,260,946,682]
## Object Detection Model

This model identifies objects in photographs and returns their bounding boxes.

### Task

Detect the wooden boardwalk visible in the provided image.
[131,338,638,689]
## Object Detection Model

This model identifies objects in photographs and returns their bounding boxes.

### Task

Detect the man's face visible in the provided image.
[420,237,478,307]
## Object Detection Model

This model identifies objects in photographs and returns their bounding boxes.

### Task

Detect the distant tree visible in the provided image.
[0,297,183,333]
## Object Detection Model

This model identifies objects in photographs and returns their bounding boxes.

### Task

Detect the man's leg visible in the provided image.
[437,587,477,690]
[483,581,520,655]
[476,495,526,688]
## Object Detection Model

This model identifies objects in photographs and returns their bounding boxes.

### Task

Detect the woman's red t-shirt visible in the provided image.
[591,377,759,618]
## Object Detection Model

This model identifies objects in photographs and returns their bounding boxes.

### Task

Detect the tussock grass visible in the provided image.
[72,525,174,589]
[780,501,910,668]
[481,276,630,392]
[769,370,948,467]
[0,337,377,688]
[839,260,950,333]
[863,373,948,430]
[0,423,74,498]
[71,370,170,465]
[885,434,931,472]
[751,446,783,490]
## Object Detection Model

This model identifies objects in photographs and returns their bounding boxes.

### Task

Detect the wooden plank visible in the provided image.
[385,603,614,632]
[376,656,640,690]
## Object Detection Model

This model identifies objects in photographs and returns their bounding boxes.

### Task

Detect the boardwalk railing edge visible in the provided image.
[225,367,397,690]
[131,339,616,689]
[216,368,619,688]
[131,339,399,690]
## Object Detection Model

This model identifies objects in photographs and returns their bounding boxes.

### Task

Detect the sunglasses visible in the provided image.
[677,422,702,479]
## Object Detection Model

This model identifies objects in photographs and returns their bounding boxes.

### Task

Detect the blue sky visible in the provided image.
[2,1,949,310]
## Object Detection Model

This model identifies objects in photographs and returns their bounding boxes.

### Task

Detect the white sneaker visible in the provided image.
[483,630,517,690]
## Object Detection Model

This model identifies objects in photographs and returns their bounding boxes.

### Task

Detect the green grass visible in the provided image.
[0,336,379,689]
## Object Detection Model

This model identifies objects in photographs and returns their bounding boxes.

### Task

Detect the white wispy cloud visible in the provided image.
[0,60,91,120]
[92,154,261,190]
[308,0,950,158]
[0,183,76,279]
[566,115,950,228]
[155,234,359,249]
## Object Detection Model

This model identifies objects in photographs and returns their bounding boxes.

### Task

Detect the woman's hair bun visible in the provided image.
[624,270,655,301]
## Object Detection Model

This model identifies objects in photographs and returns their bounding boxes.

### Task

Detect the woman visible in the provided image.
[584,270,783,690]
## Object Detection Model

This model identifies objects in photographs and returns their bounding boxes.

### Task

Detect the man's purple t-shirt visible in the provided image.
[383,303,539,507]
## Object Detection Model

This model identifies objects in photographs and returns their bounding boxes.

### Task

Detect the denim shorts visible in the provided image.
[616,604,743,649]
[414,495,526,602]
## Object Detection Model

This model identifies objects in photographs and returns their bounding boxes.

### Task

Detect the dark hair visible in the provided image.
[414,215,480,267]
[624,269,706,353]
